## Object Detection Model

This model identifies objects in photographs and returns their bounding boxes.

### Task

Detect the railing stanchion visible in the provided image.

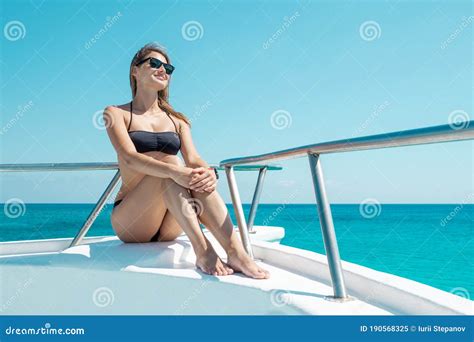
[225,166,254,258]
[247,166,268,233]
[69,170,122,248]
[308,153,348,300]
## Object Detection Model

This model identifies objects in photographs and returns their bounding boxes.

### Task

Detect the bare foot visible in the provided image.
[227,249,270,279]
[196,246,234,276]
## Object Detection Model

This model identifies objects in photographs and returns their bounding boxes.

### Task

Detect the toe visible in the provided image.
[254,267,269,279]
[261,269,271,279]
[222,263,234,274]
[219,265,228,276]
[248,269,263,279]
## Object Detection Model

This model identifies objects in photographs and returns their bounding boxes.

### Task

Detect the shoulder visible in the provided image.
[104,103,130,114]
[103,104,130,128]
[174,117,191,133]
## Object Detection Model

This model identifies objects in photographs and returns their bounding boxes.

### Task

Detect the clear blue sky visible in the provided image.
[1,0,472,204]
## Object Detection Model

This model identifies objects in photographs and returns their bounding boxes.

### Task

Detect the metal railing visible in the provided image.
[0,162,281,248]
[220,121,473,301]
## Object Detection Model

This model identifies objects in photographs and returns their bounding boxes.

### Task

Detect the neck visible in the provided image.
[132,88,162,112]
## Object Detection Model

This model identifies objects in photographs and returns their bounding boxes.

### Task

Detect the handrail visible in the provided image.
[219,121,473,301]
[221,121,473,166]
[0,163,282,172]
[0,162,281,247]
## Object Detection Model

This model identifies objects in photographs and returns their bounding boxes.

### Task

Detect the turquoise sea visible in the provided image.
[1,203,472,297]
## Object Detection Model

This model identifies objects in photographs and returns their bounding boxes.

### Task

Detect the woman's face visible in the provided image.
[133,51,170,91]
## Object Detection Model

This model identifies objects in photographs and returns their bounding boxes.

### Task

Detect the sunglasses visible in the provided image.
[135,57,175,75]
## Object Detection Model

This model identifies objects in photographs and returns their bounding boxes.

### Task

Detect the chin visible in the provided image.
[148,81,168,91]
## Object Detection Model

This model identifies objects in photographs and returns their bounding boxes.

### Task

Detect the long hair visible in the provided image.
[129,42,191,127]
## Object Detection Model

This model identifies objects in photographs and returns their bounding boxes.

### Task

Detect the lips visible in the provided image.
[153,74,167,81]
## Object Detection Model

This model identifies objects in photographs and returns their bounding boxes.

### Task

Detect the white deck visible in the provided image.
[0,226,472,315]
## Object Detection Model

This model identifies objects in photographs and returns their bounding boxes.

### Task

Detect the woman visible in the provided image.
[104,42,269,279]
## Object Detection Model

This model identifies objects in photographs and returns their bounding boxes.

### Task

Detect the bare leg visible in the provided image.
[160,177,234,276]
[191,189,270,279]
[111,152,233,276]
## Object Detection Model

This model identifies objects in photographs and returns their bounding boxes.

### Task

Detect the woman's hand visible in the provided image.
[170,166,196,189]
[189,167,217,193]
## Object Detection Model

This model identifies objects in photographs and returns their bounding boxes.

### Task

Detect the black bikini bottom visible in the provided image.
[113,199,161,242]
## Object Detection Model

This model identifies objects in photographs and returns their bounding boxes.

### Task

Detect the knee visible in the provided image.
[160,177,185,194]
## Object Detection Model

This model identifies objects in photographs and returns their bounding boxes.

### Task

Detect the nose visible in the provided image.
[155,65,166,74]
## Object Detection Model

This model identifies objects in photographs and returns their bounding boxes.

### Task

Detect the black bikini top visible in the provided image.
[127,102,181,155]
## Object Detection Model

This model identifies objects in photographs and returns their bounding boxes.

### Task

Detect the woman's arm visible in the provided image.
[178,120,209,168]
[178,119,217,192]
[103,106,191,181]
[188,156,209,169]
